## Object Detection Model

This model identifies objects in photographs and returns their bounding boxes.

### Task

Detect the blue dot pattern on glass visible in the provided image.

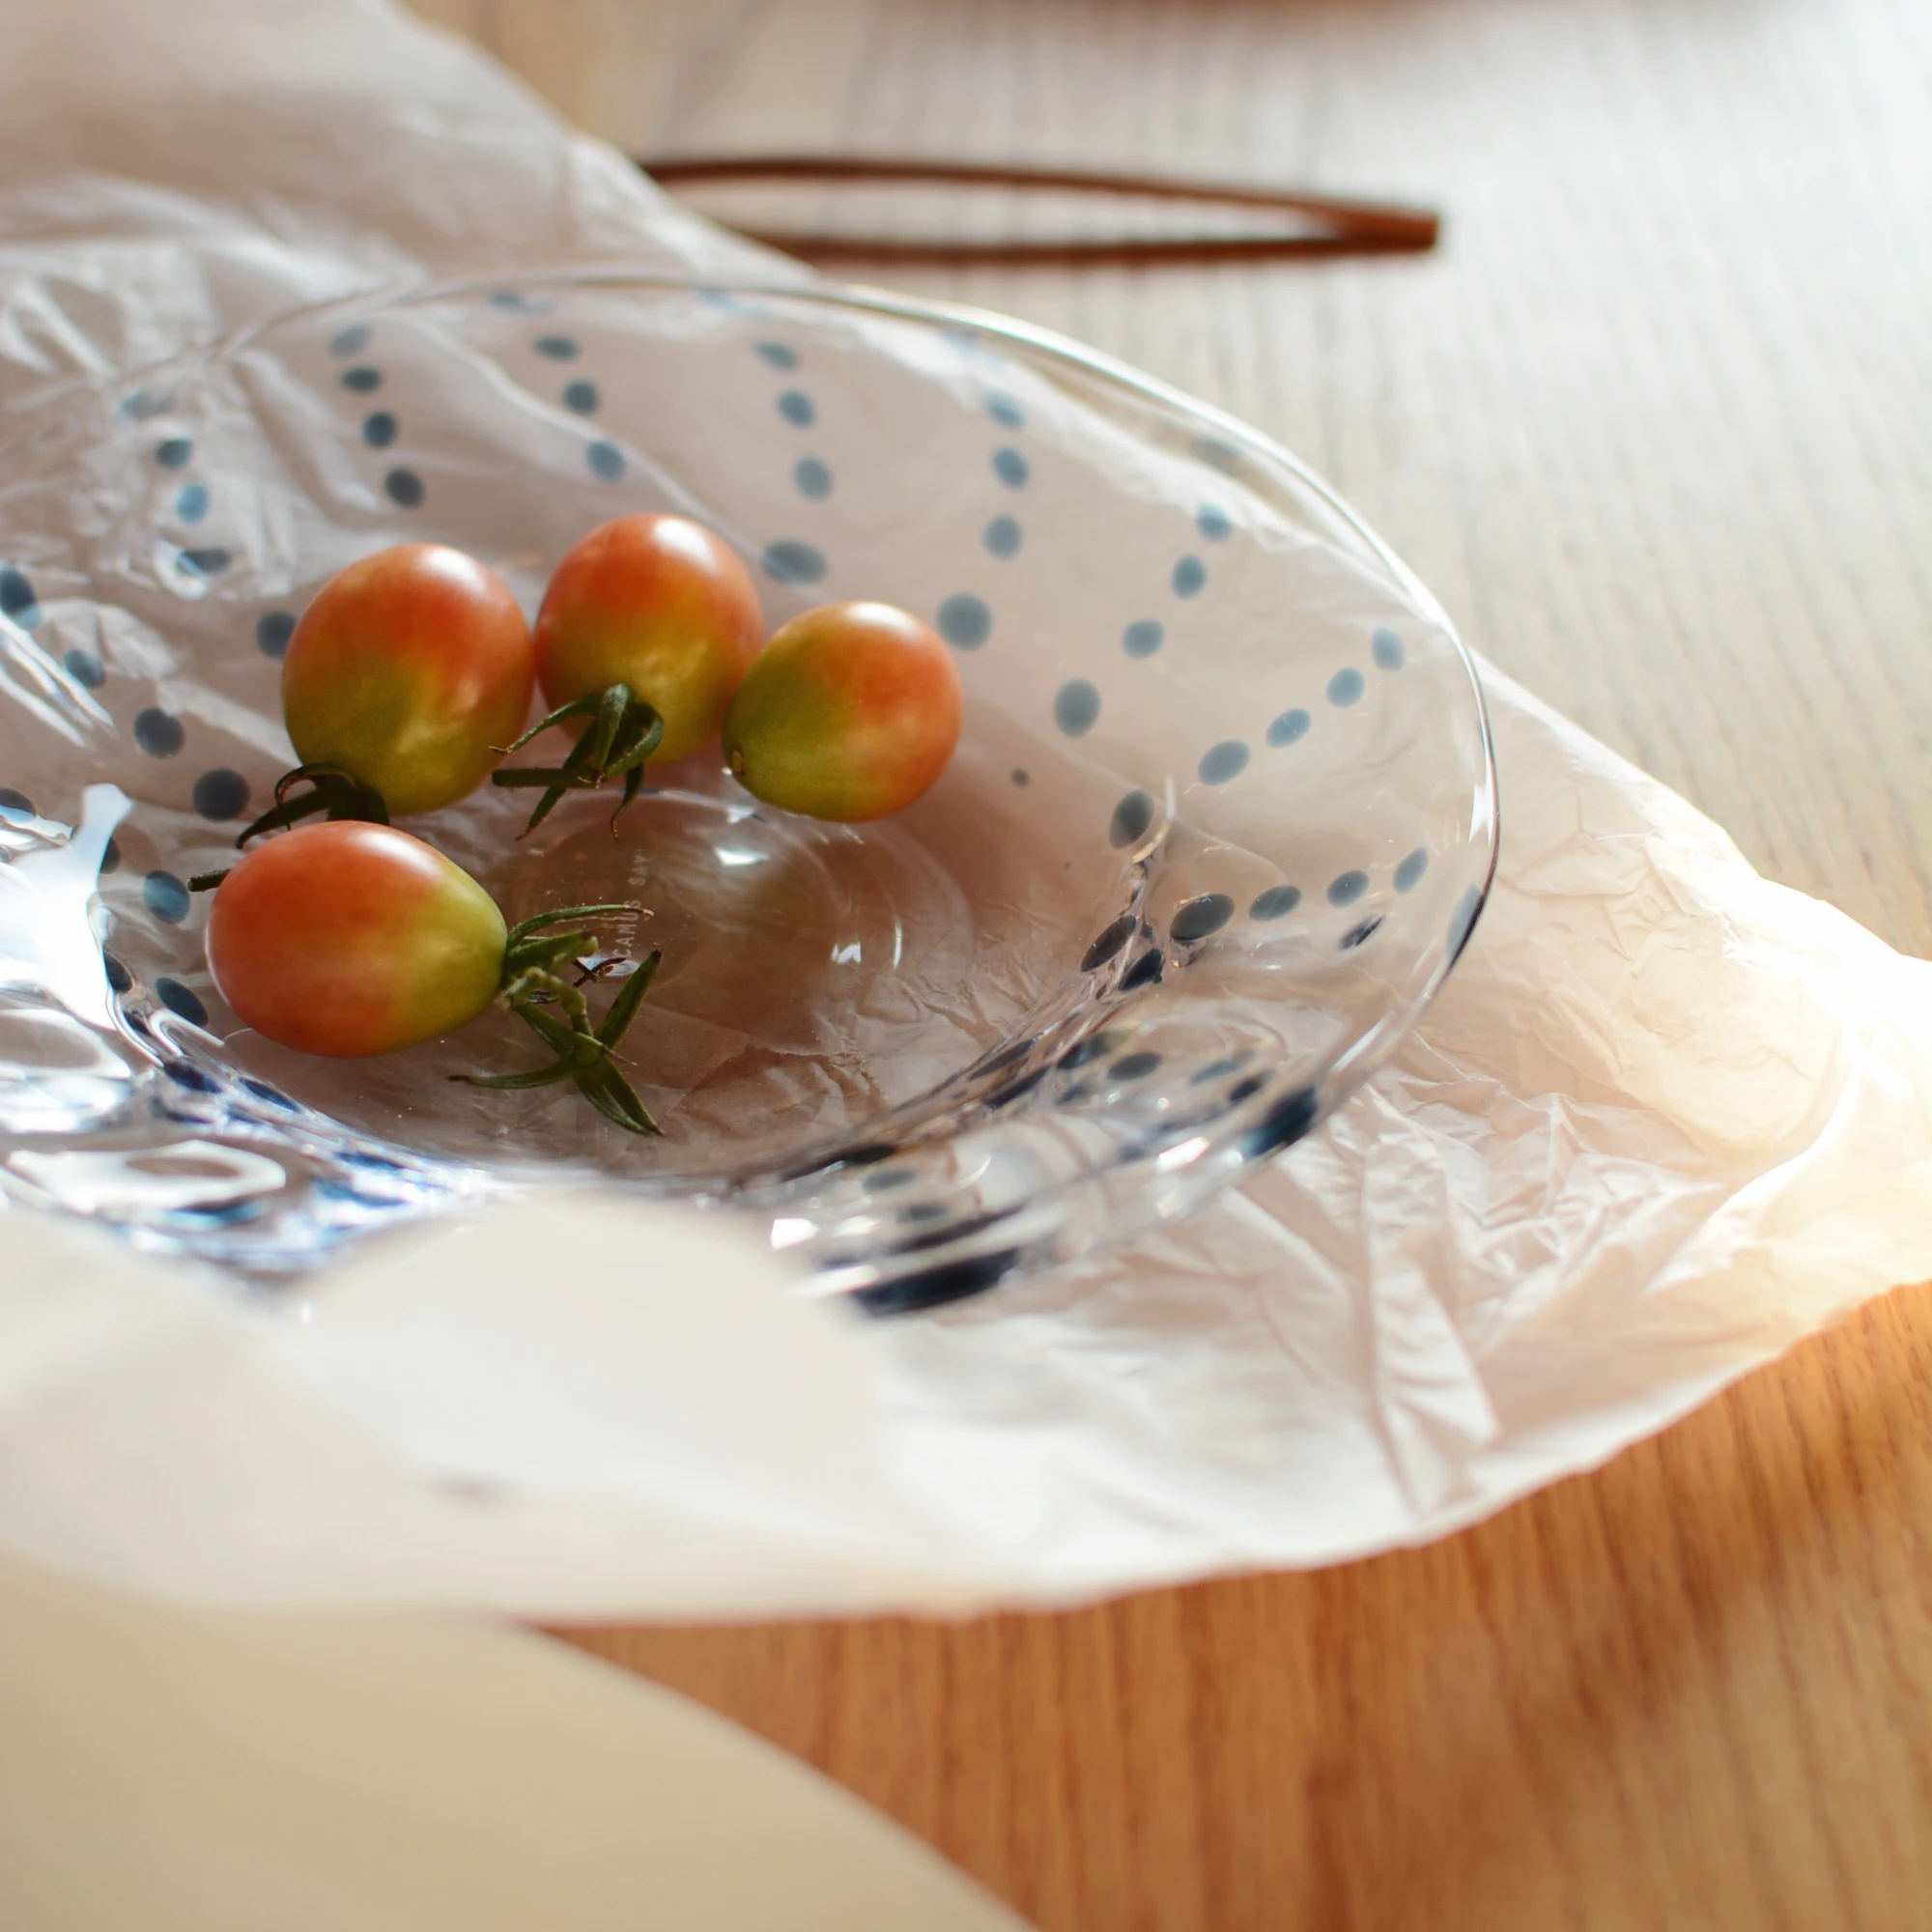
[1394,848,1430,893]
[1081,915,1136,972]
[1196,503,1233,542]
[1327,869,1370,906]
[99,837,121,875]
[256,611,297,658]
[1011,768,1029,786]
[1121,949,1164,991]
[362,411,397,448]
[936,594,991,649]
[1250,885,1301,921]
[762,540,827,585]
[1341,915,1384,952]
[102,951,132,993]
[0,567,38,623]
[754,341,798,370]
[1327,667,1365,706]
[533,334,580,361]
[384,469,424,508]
[1373,626,1406,670]
[134,709,185,758]
[1197,740,1249,784]
[1170,893,1235,943]
[175,483,210,523]
[562,380,599,414]
[1191,435,1242,475]
[179,547,231,576]
[0,787,33,818]
[1053,679,1100,736]
[328,324,371,357]
[156,978,208,1027]
[192,769,250,821]
[143,869,190,924]
[983,516,1022,558]
[155,437,192,469]
[985,391,1024,429]
[1449,884,1483,958]
[1110,789,1155,847]
[1111,1050,1162,1080]
[1173,554,1207,598]
[777,390,815,427]
[586,440,625,479]
[63,646,105,688]
[1122,619,1163,658]
[339,367,382,393]
[793,457,833,499]
[992,446,1029,489]
[1266,707,1311,747]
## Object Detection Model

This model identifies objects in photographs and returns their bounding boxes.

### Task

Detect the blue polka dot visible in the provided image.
[155,978,208,1027]
[0,787,33,819]
[0,568,38,624]
[777,390,815,427]
[586,440,625,479]
[1341,916,1384,951]
[339,366,382,393]
[1122,620,1163,658]
[63,646,104,688]
[328,324,371,356]
[762,540,826,585]
[1110,789,1155,847]
[256,611,297,658]
[983,516,1022,558]
[1327,667,1365,706]
[134,708,184,757]
[102,951,132,993]
[1111,1050,1162,1080]
[1011,768,1029,786]
[143,869,190,924]
[1121,949,1165,991]
[992,446,1030,489]
[1197,740,1249,785]
[1266,708,1311,747]
[533,334,580,361]
[1196,503,1233,542]
[120,389,165,420]
[1250,885,1301,921]
[174,483,210,523]
[99,837,121,874]
[361,411,398,447]
[1394,848,1430,893]
[754,341,798,370]
[1373,626,1406,670]
[1081,916,1136,972]
[179,547,231,577]
[793,457,833,499]
[1171,893,1235,942]
[1327,869,1370,906]
[1449,884,1483,957]
[985,391,1025,429]
[562,380,599,414]
[1054,679,1100,736]
[384,469,424,508]
[1173,554,1207,598]
[1191,435,1241,474]
[155,437,192,469]
[936,594,991,648]
[192,768,250,821]
[488,289,548,313]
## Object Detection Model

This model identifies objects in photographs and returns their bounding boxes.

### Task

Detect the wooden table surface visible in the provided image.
[414,0,1932,1923]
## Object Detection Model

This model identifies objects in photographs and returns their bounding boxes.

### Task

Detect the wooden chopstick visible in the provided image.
[637,155,1440,266]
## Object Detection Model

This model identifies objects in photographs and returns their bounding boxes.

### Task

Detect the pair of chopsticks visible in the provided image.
[639,155,1439,268]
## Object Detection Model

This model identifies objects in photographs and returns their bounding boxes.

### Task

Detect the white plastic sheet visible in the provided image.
[0,0,1926,1615]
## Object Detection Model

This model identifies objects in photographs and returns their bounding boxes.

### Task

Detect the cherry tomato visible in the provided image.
[281,544,535,817]
[533,514,763,763]
[723,601,962,821]
[206,821,505,1057]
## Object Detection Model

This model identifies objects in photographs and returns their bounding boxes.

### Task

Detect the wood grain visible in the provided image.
[408,0,1932,1922]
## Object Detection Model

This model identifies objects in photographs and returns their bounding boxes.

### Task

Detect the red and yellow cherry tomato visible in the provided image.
[533,514,763,763]
[723,600,962,822]
[281,543,535,816]
[206,821,506,1057]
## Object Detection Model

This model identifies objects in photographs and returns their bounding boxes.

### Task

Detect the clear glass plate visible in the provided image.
[0,273,1496,1309]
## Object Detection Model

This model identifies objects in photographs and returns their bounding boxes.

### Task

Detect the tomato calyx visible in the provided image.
[236,763,392,849]
[490,683,665,836]
[457,902,663,1135]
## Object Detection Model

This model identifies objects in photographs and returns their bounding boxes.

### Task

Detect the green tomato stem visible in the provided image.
[489,684,665,836]
[236,763,390,849]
